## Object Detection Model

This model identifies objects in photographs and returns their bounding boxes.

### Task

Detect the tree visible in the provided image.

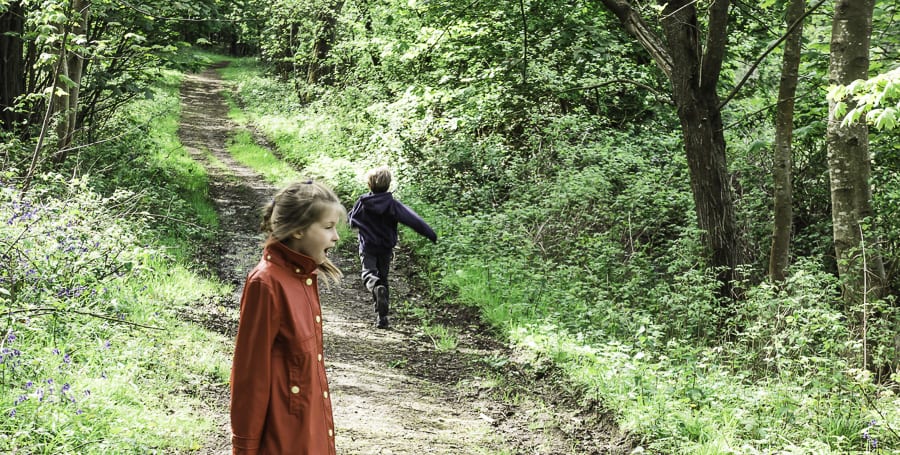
[0,1,25,132]
[597,0,740,295]
[53,0,89,155]
[307,0,344,86]
[826,0,886,311]
[769,0,807,282]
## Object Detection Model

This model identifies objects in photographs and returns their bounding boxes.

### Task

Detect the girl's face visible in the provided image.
[289,206,341,264]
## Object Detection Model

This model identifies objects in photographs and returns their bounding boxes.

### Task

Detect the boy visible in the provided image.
[348,166,437,328]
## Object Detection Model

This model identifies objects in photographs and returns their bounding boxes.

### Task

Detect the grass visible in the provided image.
[0,69,234,454]
[421,321,459,352]
[226,130,302,186]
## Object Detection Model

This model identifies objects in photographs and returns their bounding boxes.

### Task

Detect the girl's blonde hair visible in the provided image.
[261,180,345,283]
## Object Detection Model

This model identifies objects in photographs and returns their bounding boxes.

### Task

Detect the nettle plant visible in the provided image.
[0,174,148,428]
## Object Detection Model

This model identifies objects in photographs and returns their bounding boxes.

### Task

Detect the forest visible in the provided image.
[1,0,900,453]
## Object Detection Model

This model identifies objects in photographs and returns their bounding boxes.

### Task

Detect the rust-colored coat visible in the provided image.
[231,241,336,455]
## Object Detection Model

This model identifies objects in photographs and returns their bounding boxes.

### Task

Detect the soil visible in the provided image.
[176,63,636,455]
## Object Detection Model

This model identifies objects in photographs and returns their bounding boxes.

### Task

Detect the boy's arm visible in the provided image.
[348,198,363,228]
[392,201,437,243]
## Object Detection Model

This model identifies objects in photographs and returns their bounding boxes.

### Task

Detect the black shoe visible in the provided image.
[374,285,389,317]
[375,316,390,329]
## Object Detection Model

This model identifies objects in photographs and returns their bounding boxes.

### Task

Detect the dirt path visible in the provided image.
[177,64,631,455]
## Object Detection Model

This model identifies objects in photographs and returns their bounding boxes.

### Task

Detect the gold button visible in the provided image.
[295,268,301,274]
[315,315,321,323]
[317,353,322,361]
[305,278,313,285]
[328,429,334,437]
[291,386,300,394]
[323,391,328,399]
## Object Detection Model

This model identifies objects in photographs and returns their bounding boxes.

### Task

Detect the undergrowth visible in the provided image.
[214,54,900,454]
[0,69,233,453]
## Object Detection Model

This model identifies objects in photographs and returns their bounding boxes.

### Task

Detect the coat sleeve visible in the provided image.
[348,198,363,229]
[231,278,280,455]
[392,201,437,243]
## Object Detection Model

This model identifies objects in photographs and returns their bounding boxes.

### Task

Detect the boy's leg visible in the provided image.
[361,252,391,327]
[373,285,389,328]
[376,252,391,301]
[360,252,382,293]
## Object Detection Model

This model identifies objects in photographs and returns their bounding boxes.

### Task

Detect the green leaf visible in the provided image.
[832,101,847,119]
[874,108,897,131]
[826,84,846,102]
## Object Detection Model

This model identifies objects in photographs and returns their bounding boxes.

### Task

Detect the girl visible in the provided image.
[230,181,344,455]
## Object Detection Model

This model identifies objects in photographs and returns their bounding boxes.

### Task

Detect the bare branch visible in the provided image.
[718,0,827,110]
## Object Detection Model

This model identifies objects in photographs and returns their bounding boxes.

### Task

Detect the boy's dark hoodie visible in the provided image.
[348,192,437,255]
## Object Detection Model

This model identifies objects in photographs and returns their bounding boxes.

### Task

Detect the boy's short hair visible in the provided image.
[367,166,392,193]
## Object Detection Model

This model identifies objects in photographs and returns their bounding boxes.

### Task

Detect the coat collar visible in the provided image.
[263,241,319,276]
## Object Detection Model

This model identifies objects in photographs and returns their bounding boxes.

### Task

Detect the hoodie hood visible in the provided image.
[359,192,395,215]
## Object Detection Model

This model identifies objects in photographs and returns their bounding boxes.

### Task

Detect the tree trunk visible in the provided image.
[52,31,71,153]
[827,0,885,305]
[0,2,25,132]
[65,0,88,149]
[769,0,805,282]
[307,1,344,86]
[54,0,89,155]
[599,0,741,296]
